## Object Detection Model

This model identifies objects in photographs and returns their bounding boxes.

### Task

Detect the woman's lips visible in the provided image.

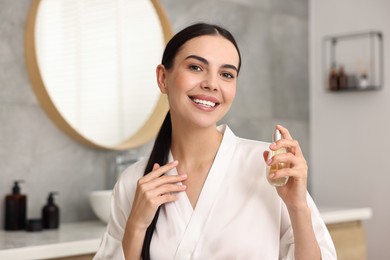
[189,95,220,110]
[192,98,216,107]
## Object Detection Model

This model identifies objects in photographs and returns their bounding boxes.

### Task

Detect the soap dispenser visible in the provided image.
[42,192,60,229]
[5,180,27,230]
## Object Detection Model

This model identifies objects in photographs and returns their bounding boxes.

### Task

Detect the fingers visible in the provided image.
[146,183,187,199]
[151,193,180,206]
[136,160,187,202]
[140,160,179,184]
[267,152,299,167]
[152,163,160,171]
[276,124,292,140]
[143,174,187,192]
[138,175,187,195]
[266,150,308,181]
[271,125,303,157]
[129,160,186,230]
[269,167,307,181]
[267,125,307,180]
[263,151,269,162]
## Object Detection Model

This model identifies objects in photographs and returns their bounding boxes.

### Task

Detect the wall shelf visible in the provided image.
[323,31,384,92]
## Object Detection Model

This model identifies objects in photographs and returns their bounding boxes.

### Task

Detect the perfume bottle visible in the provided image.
[267,129,290,187]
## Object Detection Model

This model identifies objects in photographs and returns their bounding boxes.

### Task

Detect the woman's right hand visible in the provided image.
[127,160,187,231]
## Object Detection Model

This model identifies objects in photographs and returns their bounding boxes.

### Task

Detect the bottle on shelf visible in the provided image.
[338,65,348,90]
[358,72,369,89]
[329,63,339,91]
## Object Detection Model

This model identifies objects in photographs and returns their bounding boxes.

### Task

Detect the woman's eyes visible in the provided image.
[189,65,202,71]
[221,72,235,79]
[188,65,235,79]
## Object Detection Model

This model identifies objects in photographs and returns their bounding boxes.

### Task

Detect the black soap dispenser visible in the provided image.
[42,192,60,229]
[5,180,27,230]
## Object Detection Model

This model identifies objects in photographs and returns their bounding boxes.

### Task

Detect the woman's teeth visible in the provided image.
[192,98,216,108]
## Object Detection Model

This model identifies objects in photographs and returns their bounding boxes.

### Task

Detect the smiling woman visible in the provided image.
[25,0,172,150]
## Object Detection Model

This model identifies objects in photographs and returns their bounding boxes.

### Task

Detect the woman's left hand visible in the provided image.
[263,124,308,210]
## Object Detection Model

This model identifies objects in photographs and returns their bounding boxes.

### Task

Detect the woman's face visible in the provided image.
[157,35,240,129]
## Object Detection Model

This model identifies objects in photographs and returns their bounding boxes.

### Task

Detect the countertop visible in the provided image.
[319,206,373,224]
[0,207,373,260]
[0,221,106,260]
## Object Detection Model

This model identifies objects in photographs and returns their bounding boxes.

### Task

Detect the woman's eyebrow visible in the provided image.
[221,64,238,72]
[185,55,209,65]
[185,54,238,72]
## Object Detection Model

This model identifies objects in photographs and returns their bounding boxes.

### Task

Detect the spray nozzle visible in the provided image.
[272,129,282,142]
[47,192,59,204]
[12,180,24,194]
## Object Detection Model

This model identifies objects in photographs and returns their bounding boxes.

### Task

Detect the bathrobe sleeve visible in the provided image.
[93,159,146,260]
[279,192,337,260]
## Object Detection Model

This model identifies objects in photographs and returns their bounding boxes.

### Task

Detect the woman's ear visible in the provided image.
[156,64,168,94]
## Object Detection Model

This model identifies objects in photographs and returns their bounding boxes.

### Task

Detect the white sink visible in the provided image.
[89,190,112,223]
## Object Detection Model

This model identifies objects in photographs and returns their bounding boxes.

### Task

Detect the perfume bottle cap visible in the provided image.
[272,129,282,142]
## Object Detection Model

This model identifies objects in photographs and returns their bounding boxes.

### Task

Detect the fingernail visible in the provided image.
[172,160,179,164]
[270,142,276,149]
[269,173,275,179]
[267,158,272,165]
[180,174,187,179]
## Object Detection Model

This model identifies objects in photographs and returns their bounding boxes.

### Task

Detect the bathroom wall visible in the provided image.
[0,0,309,227]
[0,1,115,225]
[310,0,390,259]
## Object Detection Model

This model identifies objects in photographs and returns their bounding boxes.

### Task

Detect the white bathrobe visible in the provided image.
[94,125,336,260]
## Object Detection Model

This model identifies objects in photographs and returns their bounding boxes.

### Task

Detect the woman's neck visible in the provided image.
[169,121,222,209]
[170,122,223,168]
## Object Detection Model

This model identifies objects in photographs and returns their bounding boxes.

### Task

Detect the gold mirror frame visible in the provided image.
[25,0,172,150]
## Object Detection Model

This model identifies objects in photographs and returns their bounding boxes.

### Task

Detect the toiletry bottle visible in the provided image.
[5,181,27,230]
[338,65,348,90]
[329,63,339,91]
[267,129,290,187]
[42,192,59,229]
[359,72,369,89]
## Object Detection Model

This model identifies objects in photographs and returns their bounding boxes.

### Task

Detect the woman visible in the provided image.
[94,23,336,260]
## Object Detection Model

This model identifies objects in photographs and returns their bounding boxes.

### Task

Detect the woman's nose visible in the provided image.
[200,75,218,91]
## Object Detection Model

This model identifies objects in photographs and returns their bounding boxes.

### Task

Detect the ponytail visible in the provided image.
[141,111,171,260]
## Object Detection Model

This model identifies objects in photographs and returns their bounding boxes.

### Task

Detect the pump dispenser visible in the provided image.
[42,192,59,229]
[5,180,27,230]
[267,129,290,187]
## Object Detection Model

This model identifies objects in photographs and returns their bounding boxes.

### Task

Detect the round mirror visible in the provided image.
[25,0,171,150]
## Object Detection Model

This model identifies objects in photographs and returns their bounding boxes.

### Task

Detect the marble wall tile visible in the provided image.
[223,0,270,8]
[270,0,309,19]
[161,0,271,14]
[228,10,273,121]
[269,14,309,121]
[0,0,37,105]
